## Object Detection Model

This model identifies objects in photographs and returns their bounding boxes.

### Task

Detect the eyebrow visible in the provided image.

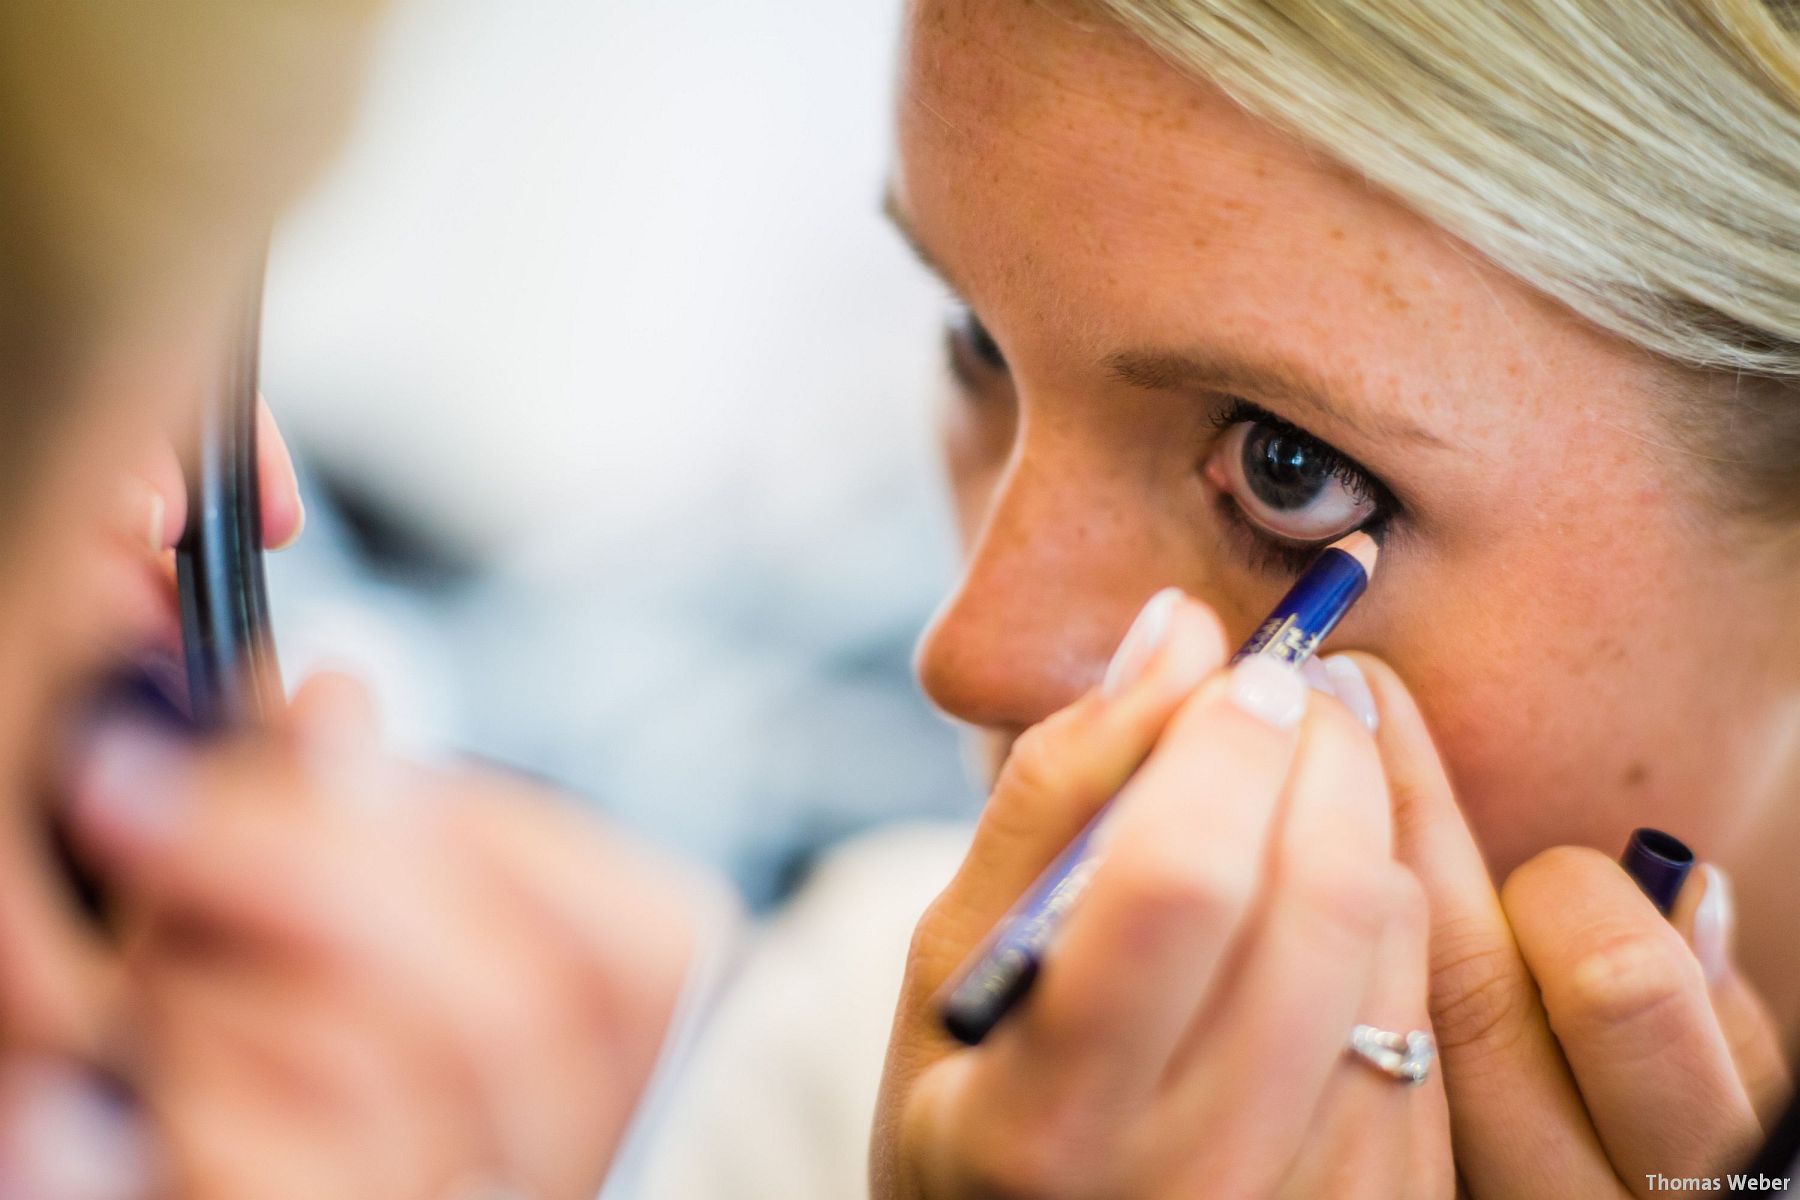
[883,187,1451,451]
[1105,350,1453,450]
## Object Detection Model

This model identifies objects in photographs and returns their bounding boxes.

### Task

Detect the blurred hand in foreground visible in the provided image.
[2,670,713,1200]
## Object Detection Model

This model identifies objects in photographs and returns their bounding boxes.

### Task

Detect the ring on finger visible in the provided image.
[1346,1024,1436,1086]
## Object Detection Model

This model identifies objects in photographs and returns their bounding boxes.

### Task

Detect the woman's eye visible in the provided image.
[944,301,1007,381]
[1205,417,1378,543]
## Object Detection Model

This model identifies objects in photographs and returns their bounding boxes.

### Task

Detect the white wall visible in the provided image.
[264,0,948,572]
[258,0,978,905]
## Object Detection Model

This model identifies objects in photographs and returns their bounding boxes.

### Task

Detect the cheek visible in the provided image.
[1400,652,1657,878]
[1371,535,1781,880]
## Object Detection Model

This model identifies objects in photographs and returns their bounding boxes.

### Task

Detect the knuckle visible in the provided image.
[960,1149,1063,1199]
[997,719,1080,803]
[1427,921,1535,1061]
[974,720,1102,856]
[1291,705,1392,833]
[1383,867,1431,937]
[903,892,974,997]
[1107,844,1256,945]
[1289,856,1396,947]
[1303,690,1374,748]
[1502,845,1611,905]
[958,1115,1096,1200]
[1386,772,1440,852]
[1558,929,1699,1033]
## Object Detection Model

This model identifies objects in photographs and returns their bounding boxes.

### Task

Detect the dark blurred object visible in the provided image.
[310,459,480,589]
[176,271,282,731]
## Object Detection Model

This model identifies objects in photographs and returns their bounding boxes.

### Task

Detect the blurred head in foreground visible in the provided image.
[0,0,379,1081]
[0,13,708,1200]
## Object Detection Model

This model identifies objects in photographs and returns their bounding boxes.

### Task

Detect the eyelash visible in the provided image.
[1205,398,1402,576]
[943,302,1007,391]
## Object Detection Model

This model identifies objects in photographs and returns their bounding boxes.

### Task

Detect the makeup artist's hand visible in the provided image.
[1341,653,1791,1199]
[126,398,304,561]
[51,672,712,1200]
[872,591,1453,1199]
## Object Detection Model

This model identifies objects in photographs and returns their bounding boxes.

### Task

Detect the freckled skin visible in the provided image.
[897,0,1800,1028]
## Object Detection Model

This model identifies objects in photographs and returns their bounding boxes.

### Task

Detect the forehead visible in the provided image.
[899,1,1404,296]
[894,0,1653,435]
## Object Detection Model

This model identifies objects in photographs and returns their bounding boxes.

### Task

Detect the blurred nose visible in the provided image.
[917,436,1181,737]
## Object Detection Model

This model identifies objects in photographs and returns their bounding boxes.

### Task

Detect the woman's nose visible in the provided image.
[916,450,1178,735]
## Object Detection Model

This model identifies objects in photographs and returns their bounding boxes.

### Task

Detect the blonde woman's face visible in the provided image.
[894,0,1800,886]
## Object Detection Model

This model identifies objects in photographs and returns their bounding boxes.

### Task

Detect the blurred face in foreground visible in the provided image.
[893,0,1800,1014]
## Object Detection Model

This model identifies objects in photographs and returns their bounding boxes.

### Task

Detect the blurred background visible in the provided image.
[259,0,978,911]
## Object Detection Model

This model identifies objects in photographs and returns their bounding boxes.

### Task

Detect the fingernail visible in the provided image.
[121,479,165,555]
[68,721,188,853]
[1692,863,1735,986]
[269,493,306,553]
[1101,588,1182,698]
[1301,657,1335,697]
[1227,654,1309,730]
[144,490,166,555]
[1323,655,1380,732]
[1619,827,1695,917]
[0,1063,155,1200]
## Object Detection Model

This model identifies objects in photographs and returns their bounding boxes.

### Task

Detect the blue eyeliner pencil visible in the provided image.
[938,531,1380,1046]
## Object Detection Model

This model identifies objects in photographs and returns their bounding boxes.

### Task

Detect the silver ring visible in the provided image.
[1347,1024,1436,1086]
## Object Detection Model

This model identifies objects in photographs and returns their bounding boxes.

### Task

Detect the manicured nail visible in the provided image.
[0,1062,155,1200]
[1301,657,1335,697]
[1323,655,1380,732]
[1692,863,1735,986]
[1227,655,1309,730]
[68,722,188,853]
[1101,588,1182,698]
[1619,827,1695,916]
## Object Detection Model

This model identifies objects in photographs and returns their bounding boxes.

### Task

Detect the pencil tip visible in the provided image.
[1329,530,1379,578]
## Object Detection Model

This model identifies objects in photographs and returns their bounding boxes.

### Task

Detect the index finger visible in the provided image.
[1339,652,1625,1199]
[999,656,1312,1108]
[908,592,1228,994]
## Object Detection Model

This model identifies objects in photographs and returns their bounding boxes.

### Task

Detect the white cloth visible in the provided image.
[632,824,971,1200]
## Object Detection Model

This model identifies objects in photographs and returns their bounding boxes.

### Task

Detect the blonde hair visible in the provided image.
[1089,0,1800,519]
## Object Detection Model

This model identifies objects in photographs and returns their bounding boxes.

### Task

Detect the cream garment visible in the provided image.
[633,824,972,1200]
